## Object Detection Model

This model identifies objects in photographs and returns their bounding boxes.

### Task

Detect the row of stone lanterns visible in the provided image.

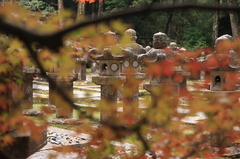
[21,30,240,124]
[10,28,240,158]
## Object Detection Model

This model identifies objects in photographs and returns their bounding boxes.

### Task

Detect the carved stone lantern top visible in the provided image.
[137,32,168,64]
[137,32,187,85]
[205,34,240,70]
[121,29,146,73]
[88,31,127,76]
[169,42,179,55]
[169,42,178,50]
[204,34,240,91]
[123,28,146,56]
[125,28,137,42]
[22,66,40,74]
[153,32,168,49]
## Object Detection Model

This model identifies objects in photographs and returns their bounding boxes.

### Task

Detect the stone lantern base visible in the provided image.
[92,75,126,121]
[0,127,47,159]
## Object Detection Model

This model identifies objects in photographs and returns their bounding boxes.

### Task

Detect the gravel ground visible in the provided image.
[27,126,90,159]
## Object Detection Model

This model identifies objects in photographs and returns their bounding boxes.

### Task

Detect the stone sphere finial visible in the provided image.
[125,28,137,41]
[215,34,233,46]
[103,31,118,46]
[169,42,177,49]
[153,32,168,49]
[104,31,117,36]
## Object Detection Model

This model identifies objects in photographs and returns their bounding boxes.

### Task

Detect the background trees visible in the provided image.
[13,0,240,49]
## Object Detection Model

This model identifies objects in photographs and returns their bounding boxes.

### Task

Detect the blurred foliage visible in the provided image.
[0,1,240,158]
[19,0,57,17]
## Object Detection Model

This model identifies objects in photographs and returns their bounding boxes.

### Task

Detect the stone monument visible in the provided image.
[88,31,126,121]
[0,66,46,159]
[204,34,240,91]
[138,32,186,106]
[120,29,146,112]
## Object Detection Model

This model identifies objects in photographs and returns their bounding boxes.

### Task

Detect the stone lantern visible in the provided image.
[120,29,146,111]
[45,49,78,118]
[0,66,47,159]
[47,71,77,118]
[21,66,44,116]
[122,28,146,73]
[202,34,240,146]
[88,31,126,121]
[73,39,89,81]
[204,34,240,91]
[75,56,88,80]
[168,42,179,56]
[137,32,186,106]
[22,66,40,108]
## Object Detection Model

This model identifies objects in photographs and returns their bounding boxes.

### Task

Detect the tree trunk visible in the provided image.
[212,0,220,40]
[98,0,103,17]
[0,0,4,6]
[58,0,64,29]
[77,2,85,21]
[227,0,239,38]
[165,0,176,35]
[92,2,97,19]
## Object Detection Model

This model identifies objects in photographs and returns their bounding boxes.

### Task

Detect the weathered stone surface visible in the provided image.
[47,118,82,125]
[47,130,89,146]
[22,108,44,117]
[0,127,47,159]
[75,57,88,81]
[47,73,77,118]
[42,104,56,113]
[92,76,126,85]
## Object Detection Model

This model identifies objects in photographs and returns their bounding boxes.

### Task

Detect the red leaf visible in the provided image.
[76,0,102,3]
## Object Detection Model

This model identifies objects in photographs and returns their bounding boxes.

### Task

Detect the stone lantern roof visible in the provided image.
[203,34,240,91]
[137,32,168,64]
[204,34,240,70]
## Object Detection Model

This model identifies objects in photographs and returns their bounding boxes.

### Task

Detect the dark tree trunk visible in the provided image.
[77,2,85,21]
[58,0,64,28]
[227,0,239,38]
[98,0,103,17]
[212,0,220,40]
[92,1,98,19]
[165,0,176,35]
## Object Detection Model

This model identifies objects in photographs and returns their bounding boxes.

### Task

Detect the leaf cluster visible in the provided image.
[18,0,57,17]
[1,1,240,158]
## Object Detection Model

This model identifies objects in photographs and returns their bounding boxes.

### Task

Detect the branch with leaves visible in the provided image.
[1,2,240,158]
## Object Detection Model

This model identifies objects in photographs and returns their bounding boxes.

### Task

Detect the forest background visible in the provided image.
[16,0,240,50]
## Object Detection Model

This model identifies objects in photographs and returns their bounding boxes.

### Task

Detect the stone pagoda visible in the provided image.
[204,34,240,91]
[137,32,186,106]
[88,31,126,121]
[120,29,146,111]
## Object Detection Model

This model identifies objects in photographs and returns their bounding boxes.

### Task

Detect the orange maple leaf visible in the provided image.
[76,0,102,3]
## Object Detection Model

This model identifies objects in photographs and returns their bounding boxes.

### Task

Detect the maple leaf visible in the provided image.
[76,0,102,3]
[1,134,15,146]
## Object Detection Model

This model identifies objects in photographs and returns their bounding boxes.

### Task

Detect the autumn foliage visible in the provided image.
[1,2,240,159]
[76,0,102,3]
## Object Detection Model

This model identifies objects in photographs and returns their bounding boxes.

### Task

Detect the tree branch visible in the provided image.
[1,3,240,51]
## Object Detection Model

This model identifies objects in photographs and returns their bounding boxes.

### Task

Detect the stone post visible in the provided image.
[75,57,87,81]
[48,73,77,118]
[22,67,40,108]
[92,76,125,111]
[90,55,126,121]
[91,61,100,74]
